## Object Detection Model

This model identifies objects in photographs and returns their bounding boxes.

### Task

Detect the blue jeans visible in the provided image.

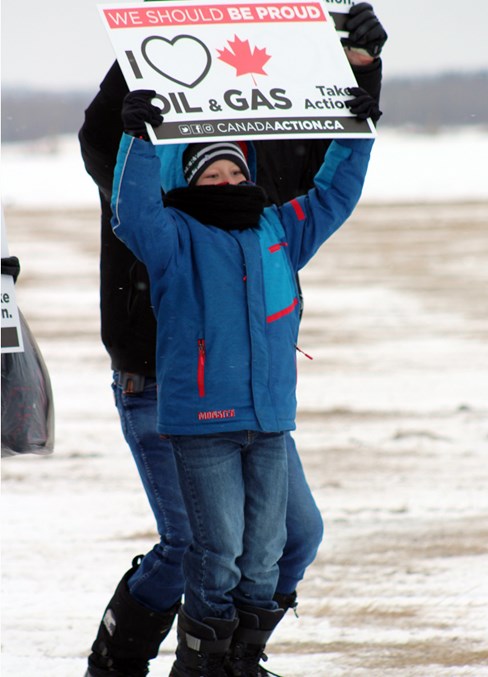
[170,431,288,620]
[112,373,323,613]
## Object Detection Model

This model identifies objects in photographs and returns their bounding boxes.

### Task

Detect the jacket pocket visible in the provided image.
[197,339,206,397]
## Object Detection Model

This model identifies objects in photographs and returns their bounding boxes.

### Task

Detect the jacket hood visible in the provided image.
[154,140,257,192]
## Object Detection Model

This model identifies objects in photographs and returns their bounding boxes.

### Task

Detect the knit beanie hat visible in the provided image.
[183,142,250,185]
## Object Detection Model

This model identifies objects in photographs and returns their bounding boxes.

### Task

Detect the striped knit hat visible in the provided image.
[183,142,250,186]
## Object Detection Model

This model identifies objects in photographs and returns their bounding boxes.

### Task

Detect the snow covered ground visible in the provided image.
[2,130,488,675]
[1,127,488,209]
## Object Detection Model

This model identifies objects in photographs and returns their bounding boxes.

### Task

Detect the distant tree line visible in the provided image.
[380,71,488,129]
[2,71,487,143]
[2,90,90,143]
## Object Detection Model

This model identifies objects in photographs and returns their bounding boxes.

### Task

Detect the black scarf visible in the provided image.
[163,183,267,231]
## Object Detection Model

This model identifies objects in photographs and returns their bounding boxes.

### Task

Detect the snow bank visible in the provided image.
[2,128,488,209]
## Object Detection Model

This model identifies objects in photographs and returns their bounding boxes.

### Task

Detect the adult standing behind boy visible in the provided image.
[79,4,386,676]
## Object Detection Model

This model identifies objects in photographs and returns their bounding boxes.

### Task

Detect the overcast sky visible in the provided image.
[2,0,488,91]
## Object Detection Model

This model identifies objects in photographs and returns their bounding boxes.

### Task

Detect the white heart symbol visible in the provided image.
[141,35,212,88]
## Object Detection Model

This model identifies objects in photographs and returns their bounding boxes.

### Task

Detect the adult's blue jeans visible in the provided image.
[112,373,323,613]
[169,430,288,620]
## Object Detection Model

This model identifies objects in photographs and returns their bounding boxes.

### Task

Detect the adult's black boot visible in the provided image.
[85,556,180,677]
[225,605,285,677]
[169,605,238,677]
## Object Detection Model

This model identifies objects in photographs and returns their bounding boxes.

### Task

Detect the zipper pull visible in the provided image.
[295,344,313,360]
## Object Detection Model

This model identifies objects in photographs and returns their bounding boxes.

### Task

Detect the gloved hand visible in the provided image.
[341,3,388,58]
[121,89,163,139]
[346,86,382,123]
[1,256,21,283]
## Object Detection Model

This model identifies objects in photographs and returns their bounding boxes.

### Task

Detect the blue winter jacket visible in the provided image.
[111,135,373,435]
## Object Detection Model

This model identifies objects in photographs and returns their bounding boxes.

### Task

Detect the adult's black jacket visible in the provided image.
[79,59,381,375]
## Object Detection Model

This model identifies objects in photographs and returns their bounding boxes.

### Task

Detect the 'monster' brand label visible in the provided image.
[198,409,236,420]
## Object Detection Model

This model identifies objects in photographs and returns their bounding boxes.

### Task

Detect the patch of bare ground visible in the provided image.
[272,639,488,669]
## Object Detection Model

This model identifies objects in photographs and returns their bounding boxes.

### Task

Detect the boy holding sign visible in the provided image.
[109,82,376,675]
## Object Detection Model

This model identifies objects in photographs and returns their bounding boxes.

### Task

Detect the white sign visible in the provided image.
[1,209,24,354]
[99,0,375,143]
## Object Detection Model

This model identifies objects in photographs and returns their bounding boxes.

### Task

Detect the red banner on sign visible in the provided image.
[103,3,326,28]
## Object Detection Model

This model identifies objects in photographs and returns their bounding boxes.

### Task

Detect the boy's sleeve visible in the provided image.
[278,138,374,271]
[111,134,178,274]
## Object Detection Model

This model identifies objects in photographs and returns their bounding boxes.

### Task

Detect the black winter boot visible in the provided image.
[169,606,239,677]
[85,556,180,677]
[225,605,285,677]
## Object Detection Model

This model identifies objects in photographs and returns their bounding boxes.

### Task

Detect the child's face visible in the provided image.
[196,160,247,186]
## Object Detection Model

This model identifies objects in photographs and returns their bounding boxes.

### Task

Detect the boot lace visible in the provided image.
[199,651,229,676]
[257,654,283,677]
[227,644,283,677]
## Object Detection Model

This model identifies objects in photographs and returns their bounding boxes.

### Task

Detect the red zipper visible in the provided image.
[197,339,206,397]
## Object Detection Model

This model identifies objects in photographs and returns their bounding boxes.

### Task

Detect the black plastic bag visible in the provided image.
[2,310,55,457]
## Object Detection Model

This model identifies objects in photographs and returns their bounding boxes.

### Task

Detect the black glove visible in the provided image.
[1,256,21,283]
[342,3,388,57]
[121,89,163,139]
[346,87,382,123]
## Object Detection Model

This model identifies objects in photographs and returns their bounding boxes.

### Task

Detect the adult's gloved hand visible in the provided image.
[342,3,388,57]
[121,89,163,139]
[1,256,21,283]
[346,86,382,123]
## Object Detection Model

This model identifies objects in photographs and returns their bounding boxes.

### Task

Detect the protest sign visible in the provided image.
[1,210,23,354]
[99,0,375,143]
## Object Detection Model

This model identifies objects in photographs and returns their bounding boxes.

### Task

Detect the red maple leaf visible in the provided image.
[217,35,271,80]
